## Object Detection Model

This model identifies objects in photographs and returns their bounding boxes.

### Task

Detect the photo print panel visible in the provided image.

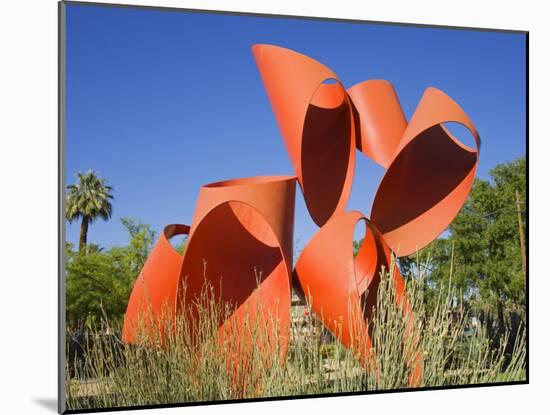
[59,1,528,413]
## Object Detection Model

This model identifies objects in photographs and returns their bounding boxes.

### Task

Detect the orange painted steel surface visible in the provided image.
[177,176,295,361]
[122,224,189,344]
[189,176,295,267]
[252,44,356,227]
[122,42,480,388]
[370,87,480,256]
[123,177,294,359]
[347,80,407,169]
[294,212,395,353]
[294,211,421,385]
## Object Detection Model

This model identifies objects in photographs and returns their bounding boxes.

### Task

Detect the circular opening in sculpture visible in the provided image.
[163,224,189,253]
[441,121,478,153]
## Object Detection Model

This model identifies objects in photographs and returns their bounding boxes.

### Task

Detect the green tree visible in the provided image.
[66,218,156,327]
[66,170,114,253]
[119,217,156,275]
[405,157,526,329]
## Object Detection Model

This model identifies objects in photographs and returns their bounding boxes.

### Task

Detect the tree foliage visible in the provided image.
[66,170,114,252]
[66,218,155,328]
[402,157,526,318]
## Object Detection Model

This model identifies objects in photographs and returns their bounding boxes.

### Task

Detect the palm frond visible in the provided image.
[65,170,114,224]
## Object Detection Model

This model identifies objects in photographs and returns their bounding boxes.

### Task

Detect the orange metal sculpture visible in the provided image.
[123,177,294,351]
[176,176,295,360]
[369,87,480,256]
[294,211,401,357]
[252,44,356,227]
[294,211,422,385]
[122,224,189,344]
[122,42,480,389]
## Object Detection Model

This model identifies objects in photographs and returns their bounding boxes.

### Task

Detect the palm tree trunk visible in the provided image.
[79,216,89,253]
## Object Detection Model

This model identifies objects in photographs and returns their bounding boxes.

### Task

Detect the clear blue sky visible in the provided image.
[65,3,526,250]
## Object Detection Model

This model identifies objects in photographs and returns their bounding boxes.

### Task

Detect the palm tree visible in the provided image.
[66,170,114,252]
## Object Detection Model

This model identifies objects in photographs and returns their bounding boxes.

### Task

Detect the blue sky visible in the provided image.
[65,3,526,250]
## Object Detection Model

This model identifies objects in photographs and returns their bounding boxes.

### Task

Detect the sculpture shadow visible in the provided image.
[301,98,352,226]
[372,124,477,234]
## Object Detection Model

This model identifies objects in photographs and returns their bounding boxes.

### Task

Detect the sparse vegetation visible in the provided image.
[65,260,526,411]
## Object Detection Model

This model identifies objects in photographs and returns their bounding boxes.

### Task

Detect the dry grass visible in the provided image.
[66,258,526,411]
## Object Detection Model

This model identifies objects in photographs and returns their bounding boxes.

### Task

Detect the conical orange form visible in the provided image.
[252,44,356,227]
[177,176,296,364]
[347,79,407,168]
[294,211,422,386]
[122,224,190,344]
[189,175,295,268]
[371,87,481,257]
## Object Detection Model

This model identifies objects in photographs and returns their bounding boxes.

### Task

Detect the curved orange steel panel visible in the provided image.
[123,176,294,349]
[347,80,407,168]
[122,224,189,344]
[179,201,291,384]
[177,176,295,388]
[370,87,480,256]
[189,175,295,267]
[294,211,421,385]
[178,176,296,334]
[252,44,356,227]
[177,176,295,353]
[122,177,294,392]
